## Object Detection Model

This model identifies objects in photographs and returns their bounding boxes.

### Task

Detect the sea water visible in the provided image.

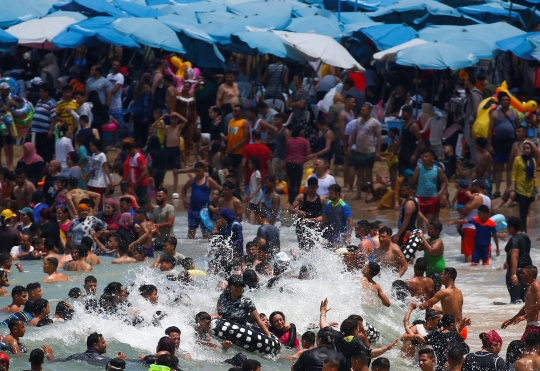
[0,209,537,371]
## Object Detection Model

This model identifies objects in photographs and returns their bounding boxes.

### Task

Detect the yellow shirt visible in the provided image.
[512,156,537,198]
[56,100,79,131]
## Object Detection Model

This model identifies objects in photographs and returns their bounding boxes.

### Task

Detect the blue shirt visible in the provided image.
[467,217,497,246]
[323,199,352,241]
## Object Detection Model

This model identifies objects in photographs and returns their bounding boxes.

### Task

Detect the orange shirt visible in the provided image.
[226,118,248,155]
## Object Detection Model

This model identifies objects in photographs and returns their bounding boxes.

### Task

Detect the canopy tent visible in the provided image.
[457,2,537,27]
[113,0,163,17]
[157,14,225,68]
[273,30,363,70]
[0,0,56,28]
[6,16,78,49]
[418,22,524,58]
[111,18,186,53]
[373,38,428,61]
[51,16,140,49]
[231,30,306,62]
[496,32,540,60]
[411,12,481,29]
[286,15,343,38]
[366,0,464,24]
[53,0,126,17]
[359,23,417,50]
[395,41,478,69]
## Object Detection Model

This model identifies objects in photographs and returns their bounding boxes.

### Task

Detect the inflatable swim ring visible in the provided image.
[400,229,422,262]
[200,207,215,231]
[365,322,380,343]
[10,97,33,127]
[490,214,507,231]
[212,319,281,355]
[472,97,497,140]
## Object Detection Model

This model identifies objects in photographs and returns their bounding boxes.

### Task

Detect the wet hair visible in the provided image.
[430,221,443,232]
[195,311,211,322]
[45,257,58,269]
[317,328,335,345]
[106,358,126,371]
[269,311,286,327]
[0,253,11,266]
[55,301,74,320]
[139,284,157,298]
[242,269,259,288]
[7,318,22,331]
[507,216,521,231]
[440,314,456,328]
[242,360,261,371]
[414,257,428,272]
[133,245,146,257]
[302,331,316,346]
[340,317,359,335]
[29,348,45,365]
[11,285,26,298]
[507,340,525,366]
[156,336,176,354]
[165,326,181,335]
[328,184,341,193]
[378,226,393,236]
[418,347,436,359]
[23,300,36,316]
[77,245,89,258]
[161,255,176,268]
[156,354,179,370]
[164,236,177,249]
[34,298,49,314]
[323,358,340,370]
[68,287,82,298]
[367,261,380,276]
[85,275,97,284]
[181,257,194,270]
[372,357,390,370]
[307,177,318,186]
[26,282,41,293]
[351,346,371,366]
[255,261,271,275]
[478,204,490,213]
[524,265,538,278]
[448,343,468,362]
[299,264,315,280]
[87,332,103,349]
[443,267,457,280]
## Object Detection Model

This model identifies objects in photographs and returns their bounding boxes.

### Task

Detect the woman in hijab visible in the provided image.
[131,73,153,147]
[510,141,540,232]
[117,212,135,244]
[88,90,110,133]
[146,135,166,189]
[41,53,60,86]
[214,208,243,257]
[462,330,505,371]
[15,143,44,186]
[96,198,120,231]
[59,152,82,181]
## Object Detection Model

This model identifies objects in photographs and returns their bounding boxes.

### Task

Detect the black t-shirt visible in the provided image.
[424,330,469,370]
[257,224,280,255]
[293,346,349,371]
[505,233,532,268]
[443,154,457,179]
[462,351,507,371]
[323,327,371,368]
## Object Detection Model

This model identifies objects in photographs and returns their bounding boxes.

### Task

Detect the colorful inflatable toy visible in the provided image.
[0,77,18,96]
[496,81,538,113]
[298,168,314,194]
[170,56,192,79]
[490,214,507,231]
[276,181,288,195]
[472,97,497,139]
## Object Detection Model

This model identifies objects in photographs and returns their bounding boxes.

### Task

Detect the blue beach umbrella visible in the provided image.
[111,18,185,53]
[45,11,88,22]
[292,8,338,20]
[396,41,478,69]
[231,31,307,62]
[367,0,463,24]
[458,3,527,27]
[113,0,164,17]
[496,32,540,60]
[227,1,294,17]
[202,16,291,44]
[286,15,343,38]
[0,0,56,28]
[53,0,126,17]
[0,30,18,48]
[360,24,417,50]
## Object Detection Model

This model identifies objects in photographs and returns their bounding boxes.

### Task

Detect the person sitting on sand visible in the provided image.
[42,257,70,283]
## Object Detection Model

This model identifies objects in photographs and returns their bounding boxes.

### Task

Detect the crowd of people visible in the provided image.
[0,46,537,371]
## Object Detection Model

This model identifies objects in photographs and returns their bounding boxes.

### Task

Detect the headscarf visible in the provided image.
[67,151,79,165]
[104,199,117,209]
[218,208,237,224]
[522,143,535,181]
[118,212,132,228]
[480,330,503,348]
[19,143,44,165]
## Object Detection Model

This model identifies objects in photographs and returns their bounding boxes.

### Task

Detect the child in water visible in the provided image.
[194,311,232,350]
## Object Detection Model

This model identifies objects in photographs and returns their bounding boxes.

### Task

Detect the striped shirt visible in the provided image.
[56,99,79,131]
[31,98,57,133]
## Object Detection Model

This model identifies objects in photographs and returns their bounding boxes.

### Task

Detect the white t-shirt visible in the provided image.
[55,137,74,170]
[345,119,357,150]
[249,170,263,204]
[88,152,108,188]
[10,245,34,257]
[306,174,337,196]
[107,72,125,110]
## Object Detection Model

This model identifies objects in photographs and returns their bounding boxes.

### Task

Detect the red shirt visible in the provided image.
[243,143,272,186]
[128,151,149,187]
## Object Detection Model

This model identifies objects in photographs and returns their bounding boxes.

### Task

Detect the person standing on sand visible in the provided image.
[502,265,540,341]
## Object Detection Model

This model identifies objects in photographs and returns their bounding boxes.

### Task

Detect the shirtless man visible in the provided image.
[65,246,92,272]
[419,267,467,325]
[471,138,493,196]
[358,261,390,307]
[42,257,70,283]
[112,242,137,264]
[1,286,27,313]
[406,258,434,301]
[376,226,408,276]
[134,209,159,252]
[502,265,540,340]
[217,181,243,222]
[514,332,540,371]
[65,178,101,218]
[401,305,441,356]
[355,220,376,261]
[216,71,240,107]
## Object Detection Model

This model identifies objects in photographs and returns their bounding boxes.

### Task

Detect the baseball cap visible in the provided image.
[0,209,15,219]
[30,76,43,85]
[19,207,33,214]
[425,309,442,320]
[403,169,414,179]
[0,82,10,90]
[458,179,469,188]
[471,179,487,190]
[224,352,247,366]
[227,275,245,287]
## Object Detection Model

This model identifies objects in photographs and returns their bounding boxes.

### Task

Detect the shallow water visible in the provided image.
[1,204,538,371]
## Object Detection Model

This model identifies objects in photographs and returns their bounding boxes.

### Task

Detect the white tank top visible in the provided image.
[463,194,491,229]
[416,323,430,337]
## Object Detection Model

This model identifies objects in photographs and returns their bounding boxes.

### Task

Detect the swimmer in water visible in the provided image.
[375,226,408,276]
[1,286,27,313]
[405,258,434,301]
[357,261,390,307]
[65,245,92,272]
[139,284,158,304]
[83,276,97,295]
[111,242,137,264]
[3,319,27,354]
[401,307,441,356]
[514,333,540,371]
[0,270,9,296]
[194,311,232,350]
[283,331,316,360]
[42,257,70,283]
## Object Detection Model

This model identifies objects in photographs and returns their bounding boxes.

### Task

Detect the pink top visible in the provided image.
[285,137,310,164]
